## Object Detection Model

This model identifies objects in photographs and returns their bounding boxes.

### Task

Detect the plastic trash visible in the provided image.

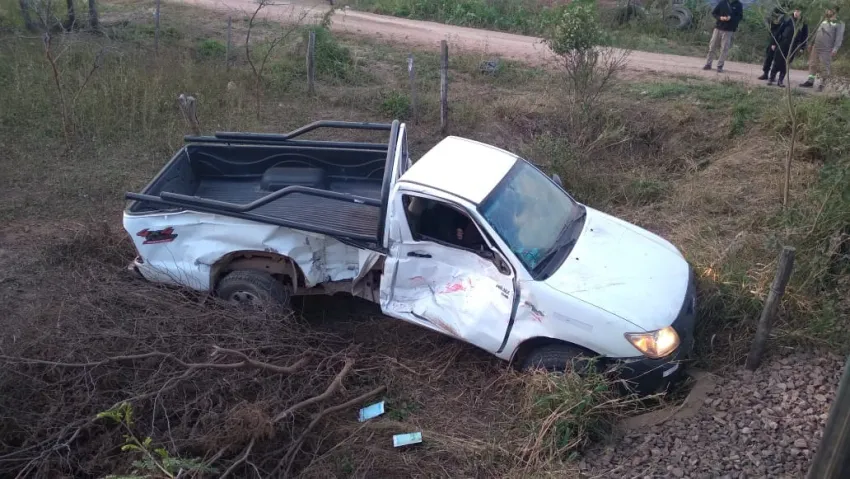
[393,432,423,447]
[358,401,385,422]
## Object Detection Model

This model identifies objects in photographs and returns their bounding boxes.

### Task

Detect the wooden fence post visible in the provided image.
[154,0,161,57]
[807,356,850,479]
[408,53,417,123]
[226,15,232,70]
[307,30,316,95]
[440,40,448,133]
[745,246,795,371]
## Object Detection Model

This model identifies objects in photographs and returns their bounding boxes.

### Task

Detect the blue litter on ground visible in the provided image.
[358,401,385,422]
[393,432,423,447]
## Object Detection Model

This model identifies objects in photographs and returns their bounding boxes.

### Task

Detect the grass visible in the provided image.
[2,0,850,476]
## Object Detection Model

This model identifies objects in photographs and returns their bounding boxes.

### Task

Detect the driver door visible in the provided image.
[380,192,516,354]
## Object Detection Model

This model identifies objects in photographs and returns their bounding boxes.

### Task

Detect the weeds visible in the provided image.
[197,38,226,59]
[516,369,645,469]
[245,0,308,119]
[379,90,410,118]
[311,26,358,82]
[98,403,214,479]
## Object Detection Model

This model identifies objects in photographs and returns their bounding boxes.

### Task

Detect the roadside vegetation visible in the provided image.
[0,0,849,476]
[346,0,850,71]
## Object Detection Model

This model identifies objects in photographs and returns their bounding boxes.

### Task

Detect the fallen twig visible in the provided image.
[273,359,354,423]
[278,385,388,477]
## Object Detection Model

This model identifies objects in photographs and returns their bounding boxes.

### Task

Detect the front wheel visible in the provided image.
[521,344,596,374]
[216,270,291,309]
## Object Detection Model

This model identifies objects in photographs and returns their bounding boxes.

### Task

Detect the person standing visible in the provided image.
[767,8,809,87]
[800,6,845,91]
[759,8,786,80]
[703,0,744,73]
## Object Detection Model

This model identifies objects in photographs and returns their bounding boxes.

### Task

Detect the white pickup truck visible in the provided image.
[124,120,696,394]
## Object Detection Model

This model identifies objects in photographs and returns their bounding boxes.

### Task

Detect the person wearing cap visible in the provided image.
[764,8,809,87]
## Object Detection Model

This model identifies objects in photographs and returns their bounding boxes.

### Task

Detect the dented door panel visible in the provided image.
[381,241,514,353]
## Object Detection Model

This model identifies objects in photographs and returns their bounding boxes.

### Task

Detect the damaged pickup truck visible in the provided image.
[124,120,696,394]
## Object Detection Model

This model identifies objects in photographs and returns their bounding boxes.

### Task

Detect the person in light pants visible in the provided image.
[800,6,845,91]
[703,0,744,73]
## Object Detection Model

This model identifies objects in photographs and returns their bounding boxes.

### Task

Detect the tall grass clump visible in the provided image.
[515,368,644,467]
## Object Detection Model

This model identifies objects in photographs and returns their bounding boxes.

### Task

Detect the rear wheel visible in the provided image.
[521,344,595,374]
[216,270,291,309]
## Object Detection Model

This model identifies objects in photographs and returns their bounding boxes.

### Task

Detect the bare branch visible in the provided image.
[278,385,387,477]
[273,359,354,423]
[220,438,255,479]
[0,348,310,375]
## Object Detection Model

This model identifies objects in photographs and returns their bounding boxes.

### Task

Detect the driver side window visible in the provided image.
[401,194,487,252]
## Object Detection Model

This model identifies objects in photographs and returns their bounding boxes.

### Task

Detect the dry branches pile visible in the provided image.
[0,228,391,477]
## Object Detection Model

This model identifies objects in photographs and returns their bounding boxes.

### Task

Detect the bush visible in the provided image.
[544,0,606,55]
[311,27,356,81]
[544,0,627,110]
[379,91,410,119]
[197,39,226,59]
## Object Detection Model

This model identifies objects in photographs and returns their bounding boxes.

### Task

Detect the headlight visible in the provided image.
[624,326,680,359]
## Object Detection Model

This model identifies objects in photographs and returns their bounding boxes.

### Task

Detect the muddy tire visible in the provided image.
[216,270,291,309]
[522,344,594,374]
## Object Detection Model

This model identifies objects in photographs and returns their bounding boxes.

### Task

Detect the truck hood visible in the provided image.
[544,208,690,331]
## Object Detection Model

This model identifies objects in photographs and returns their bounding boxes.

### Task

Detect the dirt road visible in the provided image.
[181,0,809,87]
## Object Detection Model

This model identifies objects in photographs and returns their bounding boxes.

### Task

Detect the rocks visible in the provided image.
[584,352,845,477]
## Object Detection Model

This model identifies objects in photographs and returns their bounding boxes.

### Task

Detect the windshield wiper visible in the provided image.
[533,226,573,273]
[570,209,587,230]
[533,208,586,274]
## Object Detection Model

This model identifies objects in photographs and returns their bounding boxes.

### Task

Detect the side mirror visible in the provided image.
[551,173,563,188]
[482,249,511,276]
[477,249,495,260]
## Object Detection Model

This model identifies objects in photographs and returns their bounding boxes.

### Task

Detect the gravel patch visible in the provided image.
[584,352,845,478]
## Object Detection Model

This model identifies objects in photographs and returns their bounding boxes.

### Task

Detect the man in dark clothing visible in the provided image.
[758,9,786,80]
[767,9,809,87]
[703,0,745,73]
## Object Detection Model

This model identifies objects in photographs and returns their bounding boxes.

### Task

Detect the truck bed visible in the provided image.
[126,121,400,244]
[194,178,381,238]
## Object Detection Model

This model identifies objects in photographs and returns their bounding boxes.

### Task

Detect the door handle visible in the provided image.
[407,251,431,258]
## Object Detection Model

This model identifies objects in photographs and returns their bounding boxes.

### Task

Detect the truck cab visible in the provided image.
[124,120,696,395]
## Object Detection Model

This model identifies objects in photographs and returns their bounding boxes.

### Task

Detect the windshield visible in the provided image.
[478,161,580,272]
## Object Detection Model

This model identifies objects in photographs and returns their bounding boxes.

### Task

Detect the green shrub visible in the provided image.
[311,27,355,81]
[197,39,226,59]
[544,0,606,55]
[379,91,410,119]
